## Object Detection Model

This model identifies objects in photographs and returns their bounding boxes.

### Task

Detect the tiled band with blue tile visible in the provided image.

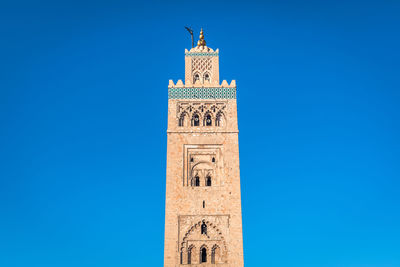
[185,52,219,57]
[168,87,236,99]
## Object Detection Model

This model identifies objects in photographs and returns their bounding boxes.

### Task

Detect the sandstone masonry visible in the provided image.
[164,29,244,267]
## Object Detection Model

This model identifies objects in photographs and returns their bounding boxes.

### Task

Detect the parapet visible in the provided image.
[168,79,236,89]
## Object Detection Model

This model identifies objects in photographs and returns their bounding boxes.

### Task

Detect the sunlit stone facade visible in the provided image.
[164,30,244,267]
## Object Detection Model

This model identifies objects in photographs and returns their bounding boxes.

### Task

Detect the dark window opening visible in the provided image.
[201,222,207,235]
[191,157,194,162]
[212,157,215,163]
[206,176,212,186]
[195,176,200,187]
[216,113,224,127]
[193,114,200,126]
[201,247,207,263]
[194,73,200,83]
[203,201,205,208]
[205,114,212,126]
[188,248,192,264]
[179,113,186,127]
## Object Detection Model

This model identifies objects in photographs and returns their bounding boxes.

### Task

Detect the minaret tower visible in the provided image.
[164,29,244,267]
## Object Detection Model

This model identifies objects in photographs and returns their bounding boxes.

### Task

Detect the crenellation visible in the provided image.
[176,80,184,87]
[169,79,237,89]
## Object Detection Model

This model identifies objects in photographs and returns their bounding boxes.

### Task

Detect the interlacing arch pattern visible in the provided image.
[192,57,212,72]
[180,220,227,265]
[177,102,226,128]
[191,57,212,83]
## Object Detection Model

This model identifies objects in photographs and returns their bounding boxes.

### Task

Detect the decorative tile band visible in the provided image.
[168,87,236,99]
[185,52,219,57]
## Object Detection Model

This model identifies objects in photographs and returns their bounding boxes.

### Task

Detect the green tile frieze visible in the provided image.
[185,52,219,57]
[168,87,236,99]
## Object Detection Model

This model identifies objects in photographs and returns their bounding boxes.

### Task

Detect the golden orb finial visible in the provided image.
[197,28,206,47]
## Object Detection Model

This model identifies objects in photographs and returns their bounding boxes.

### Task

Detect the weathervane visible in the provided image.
[184,26,194,48]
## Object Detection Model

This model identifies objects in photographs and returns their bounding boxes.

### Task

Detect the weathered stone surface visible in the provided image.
[164,40,244,267]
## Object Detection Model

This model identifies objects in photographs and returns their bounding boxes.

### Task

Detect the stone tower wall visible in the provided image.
[164,40,244,267]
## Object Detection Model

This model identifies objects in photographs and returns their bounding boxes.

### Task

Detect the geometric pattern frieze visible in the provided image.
[168,87,236,99]
[185,52,219,57]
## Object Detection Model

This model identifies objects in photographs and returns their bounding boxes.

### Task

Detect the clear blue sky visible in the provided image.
[1,0,399,266]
